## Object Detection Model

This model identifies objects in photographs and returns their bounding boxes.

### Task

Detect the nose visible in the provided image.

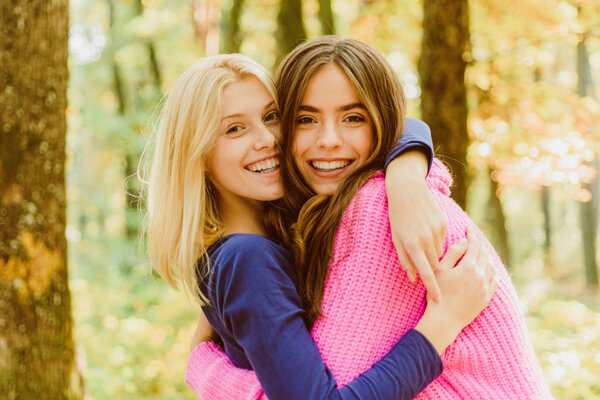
[253,123,276,151]
[316,119,342,150]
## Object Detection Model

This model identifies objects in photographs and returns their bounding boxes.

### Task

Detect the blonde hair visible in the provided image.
[139,54,276,305]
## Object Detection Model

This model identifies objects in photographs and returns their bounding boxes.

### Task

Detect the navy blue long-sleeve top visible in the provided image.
[200,234,443,400]
[386,117,433,172]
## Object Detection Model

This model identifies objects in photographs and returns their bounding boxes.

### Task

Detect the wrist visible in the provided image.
[386,151,428,183]
[414,308,462,355]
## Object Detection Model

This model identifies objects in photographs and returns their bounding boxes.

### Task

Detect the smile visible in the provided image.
[246,157,280,174]
[310,160,353,171]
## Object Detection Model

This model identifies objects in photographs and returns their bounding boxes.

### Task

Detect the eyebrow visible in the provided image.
[221,101,277,121]
[298,103,367,113]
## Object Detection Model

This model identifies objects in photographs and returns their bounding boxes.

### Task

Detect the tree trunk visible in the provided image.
[220,0,246,53]
[488,167,511,269]
[576,18,598,286]
[0,1,83,398]
[419,0,470,209]
[580,158,599,286]
[276,0,307,64]
[318,0,335,35]
[541,185,552,251]
[107,0,139,239]
[134,0,162,89]
[108,0,127,114]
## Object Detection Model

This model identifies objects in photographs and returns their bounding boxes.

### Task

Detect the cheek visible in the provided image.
[354,128,375,158]
[291,134,304,162]
[292,131,314,159]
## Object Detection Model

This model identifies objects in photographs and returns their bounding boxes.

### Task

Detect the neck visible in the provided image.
[218,194,266,237]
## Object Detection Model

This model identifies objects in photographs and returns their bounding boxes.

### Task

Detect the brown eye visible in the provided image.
[226,125,243,134]
[264,111,280,123]
[297,116,316,125]
[344,114,365,123]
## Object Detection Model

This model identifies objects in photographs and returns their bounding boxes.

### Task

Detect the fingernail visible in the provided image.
[458,238,467,246]
[434,294,442,303]
[406,270,415,282]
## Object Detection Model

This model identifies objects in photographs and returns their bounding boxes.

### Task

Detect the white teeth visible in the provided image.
[247,158,280,173]
[311,160,351,171]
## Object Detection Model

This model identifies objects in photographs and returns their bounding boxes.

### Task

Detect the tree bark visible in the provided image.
[220,0,246,53]
[0,1,83,398]
[576,18,598,286]
[134,0,162,89]
[541,185,552,251]
[488,167,511,269]
[419,0,470,209]
[108,0,127,114]
[318,0,335,35]
[276,0,307,64]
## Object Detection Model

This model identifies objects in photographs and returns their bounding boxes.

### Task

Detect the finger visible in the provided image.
[487,275,499,302]
[393,236,416,282]
[462,228,481,266]
[475,240,487,269]
[424,235,440,271]
[435,215,449,259]
[438,238,467,271]
[485,254,497,282]
[411,250,442,303]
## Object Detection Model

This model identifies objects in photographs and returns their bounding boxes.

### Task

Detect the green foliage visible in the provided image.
[69,234,197,399]
[66,0,600,398]
[527,293,600,399]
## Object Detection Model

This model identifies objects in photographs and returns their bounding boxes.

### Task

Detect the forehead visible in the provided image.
[221,76,273,113]
[302,64,360,105]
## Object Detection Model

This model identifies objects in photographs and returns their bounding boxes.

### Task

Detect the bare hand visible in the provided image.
[431,226,498,324]
[415,226,498,354]
[190,311,216,352]
[386,152,448,303]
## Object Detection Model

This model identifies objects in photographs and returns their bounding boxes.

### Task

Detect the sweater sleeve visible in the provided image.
[384,117,434,174]
[191,238,442,400]
[185,331,442,400]
[185,342,265,400]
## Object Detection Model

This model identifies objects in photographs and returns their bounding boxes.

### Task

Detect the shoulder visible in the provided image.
[209,234,294,283]
[338,172,389,235]
[213,234,287,258]
[211,234,289,262]
[425,158,453,196]
[352,171,387,204]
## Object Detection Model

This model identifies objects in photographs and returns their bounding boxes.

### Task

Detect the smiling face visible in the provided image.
[208,76,283,205]
[292,64,375,195]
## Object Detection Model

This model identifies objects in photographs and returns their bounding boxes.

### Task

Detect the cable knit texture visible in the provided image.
[185,159,553,399]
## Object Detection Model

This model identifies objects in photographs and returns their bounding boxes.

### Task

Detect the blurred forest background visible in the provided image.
[2,0,600,399]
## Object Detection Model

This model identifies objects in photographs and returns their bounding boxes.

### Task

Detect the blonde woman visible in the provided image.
[142,53,496,399]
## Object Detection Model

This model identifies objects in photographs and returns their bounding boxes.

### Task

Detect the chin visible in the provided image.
[257,188,284,202]
[313,182,340,196]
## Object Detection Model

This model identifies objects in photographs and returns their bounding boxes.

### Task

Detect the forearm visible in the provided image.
[185,342,265,400]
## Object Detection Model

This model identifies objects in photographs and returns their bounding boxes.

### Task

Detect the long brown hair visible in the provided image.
[274,36,407,327]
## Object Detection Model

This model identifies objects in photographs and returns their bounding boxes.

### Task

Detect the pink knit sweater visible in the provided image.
[185,159,552,399]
